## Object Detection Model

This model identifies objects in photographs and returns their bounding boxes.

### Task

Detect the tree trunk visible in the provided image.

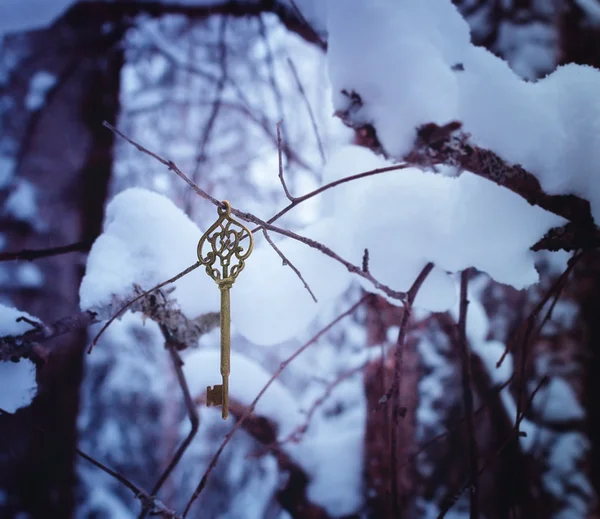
[0,6,124,517]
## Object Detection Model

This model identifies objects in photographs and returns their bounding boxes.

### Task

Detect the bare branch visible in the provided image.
[278,362,366,445]
[77,449,182,519]
[184,16,229,215]
[389,262,434,517]
[182,294,369,517]
[262,228,317,302]
[287,57,326,164]
[139,327,201,519]
[0,239,93,262]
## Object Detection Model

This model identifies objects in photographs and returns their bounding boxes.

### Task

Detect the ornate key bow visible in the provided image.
[197,201,253,419]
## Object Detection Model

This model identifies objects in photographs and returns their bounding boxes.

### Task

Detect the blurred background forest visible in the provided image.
[1,1,600,518]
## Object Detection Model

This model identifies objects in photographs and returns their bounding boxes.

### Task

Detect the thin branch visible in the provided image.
[496,251,584,369]
[88,261,201,353]
[457,270,479,519]
[279,362,367,445]
[184,16,229,215]
[182,294,368,517]
[139,327,200,519]
[263,163,411,227]
[389,262,434,517]
[277,121,295,201]
[262,228,317,302]
[77,449,182,519]
[0,239,93,262]
[286,57,326,164]
[437,376,547,519]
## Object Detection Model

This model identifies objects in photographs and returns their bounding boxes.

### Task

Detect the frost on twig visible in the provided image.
[104,285,220,351]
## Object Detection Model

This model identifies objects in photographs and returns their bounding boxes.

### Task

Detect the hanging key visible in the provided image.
[197,200,254,419]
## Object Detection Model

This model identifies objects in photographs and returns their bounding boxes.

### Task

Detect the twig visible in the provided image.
[389,262,434,517]
[437,376,547,519]
[262,228,317,302]
[88,261,201,353]
[457,270,479,519]
[262,163,411,227]
[362,248,369,273]
[139,327,200,519]
[278,362,367,445]
[0,239,93,262]
[181,294,368,517]
[184,16,229,215]
[77,449,182,519]
[496,251,584,369]
[277,121,295,201]
[286,57,326,164]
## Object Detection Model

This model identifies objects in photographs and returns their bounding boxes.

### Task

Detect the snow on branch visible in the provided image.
[327,0,600,247]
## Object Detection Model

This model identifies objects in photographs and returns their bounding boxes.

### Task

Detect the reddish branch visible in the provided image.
[389,263,433,517]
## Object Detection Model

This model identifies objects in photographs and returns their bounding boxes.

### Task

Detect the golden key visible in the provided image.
[197,200,254,419]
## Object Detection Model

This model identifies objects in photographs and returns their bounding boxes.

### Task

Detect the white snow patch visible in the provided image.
[532,377,585,424]
[25,71,56,111]
[0,303,39,413]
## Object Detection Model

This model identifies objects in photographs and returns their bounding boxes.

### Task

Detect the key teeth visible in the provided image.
[206,384,223,407]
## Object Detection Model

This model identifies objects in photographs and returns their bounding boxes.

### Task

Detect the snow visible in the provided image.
[231,218,351,345]
[0,155,15,188]
[79,187,218,320]
[3,179,38,225]
[25,71,56,111]
[320,145,563,310]
[0,304,39,413]
[543,433,593,502]
[326,0,600,224]
[301,424,364,516]
[16,264,44,288]
[532,376,585,424]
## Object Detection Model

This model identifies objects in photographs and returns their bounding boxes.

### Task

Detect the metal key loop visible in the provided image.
[197,200,254,419]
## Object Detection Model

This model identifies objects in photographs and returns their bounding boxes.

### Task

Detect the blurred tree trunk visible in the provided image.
[560,4,600,514]
[0,6,125,517]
